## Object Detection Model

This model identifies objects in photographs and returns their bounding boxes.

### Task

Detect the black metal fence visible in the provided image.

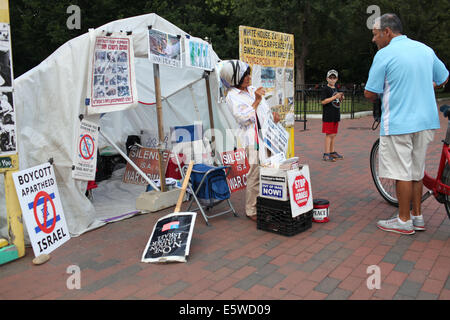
[294,84,372,130]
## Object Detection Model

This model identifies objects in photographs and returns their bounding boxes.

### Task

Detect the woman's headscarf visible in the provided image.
[218,60,250,89]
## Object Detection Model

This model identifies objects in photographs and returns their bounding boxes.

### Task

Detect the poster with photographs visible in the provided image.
[184,36,212,70]
[261,66,276,88]
[148,29,182,68]
[0,22,13,89]
[87,34,138,114]
[0,90,16,155]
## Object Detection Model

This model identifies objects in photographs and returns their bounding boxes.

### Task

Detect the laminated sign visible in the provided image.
[141,212,197,263]
[184,36,212,70]
[261,116,289,156]
[12,163,70,256]
[287,165,313,218]
[259,167,289,201]
[148,29,182,68]
[72,118,99,181]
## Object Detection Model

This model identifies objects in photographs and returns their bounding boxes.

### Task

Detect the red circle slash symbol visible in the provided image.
[33,191,57,234]
[292,175,310,207]
[79,134,95,160]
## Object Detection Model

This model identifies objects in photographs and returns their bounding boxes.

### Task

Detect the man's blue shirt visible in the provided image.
[366,35,449,136]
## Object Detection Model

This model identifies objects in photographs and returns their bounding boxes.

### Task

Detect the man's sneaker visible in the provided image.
[377,217,415,235]
[411,214,426,231]
[330,152,344,160]
[323,153,336,162]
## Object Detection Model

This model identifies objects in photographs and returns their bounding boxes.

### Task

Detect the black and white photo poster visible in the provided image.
[87,33,138,114]
[0,22,13,89]
[0,90,16,155]
[0,3,17,158]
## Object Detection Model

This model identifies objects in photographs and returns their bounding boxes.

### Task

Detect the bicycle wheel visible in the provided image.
[370,138,399,206]
[370,138,432,207]
[442,164,450,220]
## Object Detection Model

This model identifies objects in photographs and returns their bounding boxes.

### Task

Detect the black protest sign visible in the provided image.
[141,212,196,263]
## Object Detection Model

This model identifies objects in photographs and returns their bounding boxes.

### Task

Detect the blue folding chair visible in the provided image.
[187,163,238,225]
[176,158,238,225]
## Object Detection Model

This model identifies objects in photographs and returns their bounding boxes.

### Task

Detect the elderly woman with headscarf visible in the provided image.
[219,60,280,221]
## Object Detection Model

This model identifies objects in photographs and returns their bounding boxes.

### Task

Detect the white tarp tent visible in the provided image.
[0,13,238,241]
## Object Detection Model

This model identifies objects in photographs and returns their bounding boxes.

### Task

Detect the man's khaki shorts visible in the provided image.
[379,129,435,181]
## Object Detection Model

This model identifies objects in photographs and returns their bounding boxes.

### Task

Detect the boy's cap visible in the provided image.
[327,70,338,78]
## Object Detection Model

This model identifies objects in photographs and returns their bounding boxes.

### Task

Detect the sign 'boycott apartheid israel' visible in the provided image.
[12,163,70,256]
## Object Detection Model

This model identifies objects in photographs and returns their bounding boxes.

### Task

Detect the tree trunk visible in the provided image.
[295,45,308,88]
[295,1,310,88]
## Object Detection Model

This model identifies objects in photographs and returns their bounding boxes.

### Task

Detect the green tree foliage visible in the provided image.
[9,0,449,86]
[10,0,239,76]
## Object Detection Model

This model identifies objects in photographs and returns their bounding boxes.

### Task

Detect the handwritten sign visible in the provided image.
[220,148,249,193]
[122,146,170,185]
[239,26,294,68]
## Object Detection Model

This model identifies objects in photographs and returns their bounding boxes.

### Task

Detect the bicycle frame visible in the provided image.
[423,119,450,197]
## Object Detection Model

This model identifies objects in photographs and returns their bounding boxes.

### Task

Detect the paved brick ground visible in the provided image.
[1,101,449,301]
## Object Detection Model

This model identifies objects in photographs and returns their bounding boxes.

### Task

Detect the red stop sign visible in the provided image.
[292,175,310,207]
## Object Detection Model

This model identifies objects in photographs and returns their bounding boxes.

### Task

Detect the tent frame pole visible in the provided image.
[204,71,216,158]
[98,129,160,192]
[163,77,204,101]
[140,77,204,106]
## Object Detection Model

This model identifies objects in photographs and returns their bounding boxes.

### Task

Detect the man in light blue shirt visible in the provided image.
[365,13,448,235]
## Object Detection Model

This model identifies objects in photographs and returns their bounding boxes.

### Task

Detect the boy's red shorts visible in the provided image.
[322,121,339,134]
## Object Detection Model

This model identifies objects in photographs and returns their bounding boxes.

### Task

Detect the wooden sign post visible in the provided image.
[153,63,166,192]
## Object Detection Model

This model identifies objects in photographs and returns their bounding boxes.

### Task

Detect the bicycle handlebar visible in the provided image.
[440,104,450,119]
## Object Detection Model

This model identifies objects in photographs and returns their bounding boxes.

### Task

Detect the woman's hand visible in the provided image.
[255,87,265,100]
[273,112,281,123]
[253,87,265,110]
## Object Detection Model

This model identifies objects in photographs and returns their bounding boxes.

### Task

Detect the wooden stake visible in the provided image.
[174,161,194,213]
[205,73,215,146]
[153,63,166,192]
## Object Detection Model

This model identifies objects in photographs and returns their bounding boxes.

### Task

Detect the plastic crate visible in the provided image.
[256,197,313,236]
